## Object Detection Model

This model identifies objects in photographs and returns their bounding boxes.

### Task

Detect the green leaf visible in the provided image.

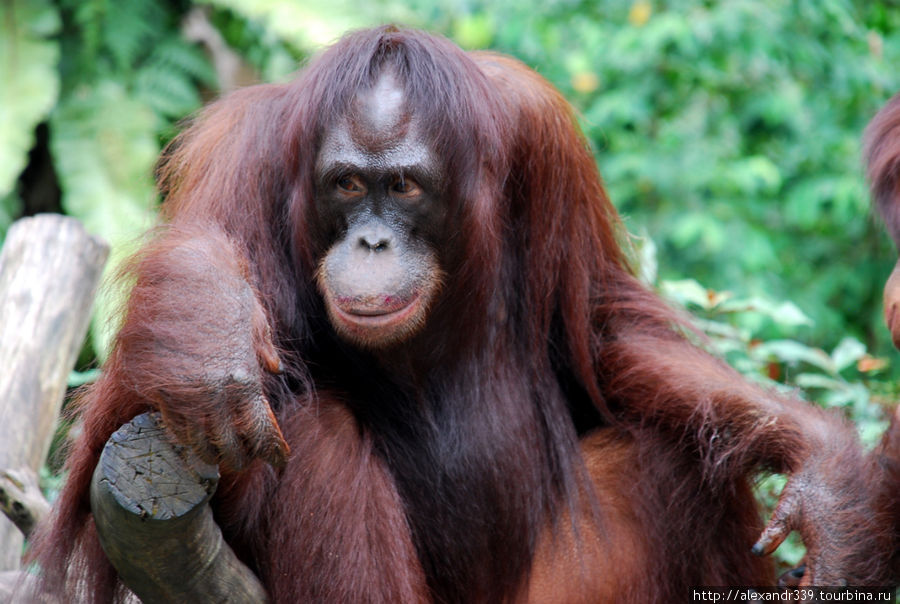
[134,37,214,119]
[660,278,717,310]
[794,373,844,391]
[769,301,813,328]
[50,81,158,359]
[68,368,102,387]
[669,213,727,253]
[719,298,812,328]
[135,62,203,119]
[453,14,495,49]
[0,0,60,197]
[101,0,165,72]
[631,229,658,285]
[752,340,833,372]
[859,418,889,449]
[830,337,866,373]
[722,156,783,196]
[819,381,870,411]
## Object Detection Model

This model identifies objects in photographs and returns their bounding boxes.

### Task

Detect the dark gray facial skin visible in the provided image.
[314,71,446,349]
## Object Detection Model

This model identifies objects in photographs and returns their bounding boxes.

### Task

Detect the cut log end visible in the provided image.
[91,412,269,603]
[98,412,219,521]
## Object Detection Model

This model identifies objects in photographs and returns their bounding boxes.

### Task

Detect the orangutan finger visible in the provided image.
[239,392,290,468]
[752,514,791,557]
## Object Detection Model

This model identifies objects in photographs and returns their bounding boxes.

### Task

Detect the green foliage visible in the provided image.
[134,39,216,120]
[0,0,60,199]
[663,277,890,444]
[203,8,300,83]
[51,80,159,358]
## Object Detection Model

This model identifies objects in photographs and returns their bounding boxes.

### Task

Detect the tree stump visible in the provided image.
[90,412,269,603]
[0,214,108,569]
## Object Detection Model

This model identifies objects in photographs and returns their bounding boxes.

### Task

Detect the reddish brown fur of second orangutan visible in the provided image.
[865,92,900,347]
[26,27,891,603]
[862,93,900,587]
[867,407,900,584]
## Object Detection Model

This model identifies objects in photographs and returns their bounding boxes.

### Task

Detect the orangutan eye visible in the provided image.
[391,176,421,197]
[337,175,366,195]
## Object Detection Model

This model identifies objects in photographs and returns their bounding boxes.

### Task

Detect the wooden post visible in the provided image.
[90,412,269,603]
[0,214,108,570]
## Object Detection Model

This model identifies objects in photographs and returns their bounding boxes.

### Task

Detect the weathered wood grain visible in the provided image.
[0,214,108,569]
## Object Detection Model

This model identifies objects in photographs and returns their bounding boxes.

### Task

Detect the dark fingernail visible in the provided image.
[751,543,764,557]
[789,566,806,579]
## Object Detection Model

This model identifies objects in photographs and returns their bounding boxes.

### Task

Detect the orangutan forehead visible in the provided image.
[348,71,411,150]
[317,72,438,176]
[316,119,435,173]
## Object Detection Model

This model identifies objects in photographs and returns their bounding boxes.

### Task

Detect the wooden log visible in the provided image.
[90,412,269,603]
[0,214,108,570]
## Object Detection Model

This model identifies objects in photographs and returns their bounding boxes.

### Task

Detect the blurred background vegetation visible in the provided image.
[3,0,900,564]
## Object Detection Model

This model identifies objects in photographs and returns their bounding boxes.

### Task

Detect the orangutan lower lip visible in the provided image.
[346,305,406,317]
[333,293,421,326]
